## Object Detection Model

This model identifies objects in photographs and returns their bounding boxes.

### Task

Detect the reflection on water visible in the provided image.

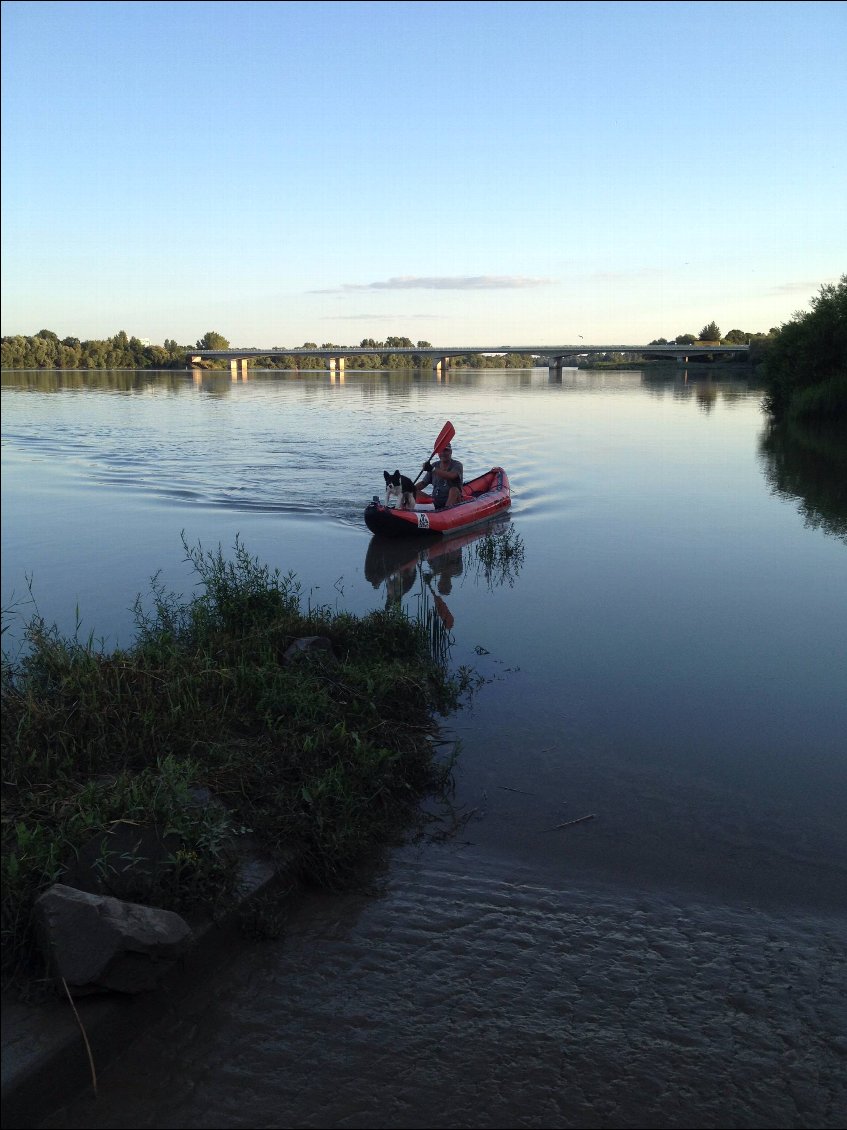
[1,368,202,395]
[759,417,847,542]
[363,519,526,684]
[641,367,763,411]
[364,518,524,636]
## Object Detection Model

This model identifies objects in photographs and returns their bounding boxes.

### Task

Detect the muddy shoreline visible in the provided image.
[24,838,847,1129]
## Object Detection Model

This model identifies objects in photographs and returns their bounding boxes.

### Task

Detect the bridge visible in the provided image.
[188,343,749,379]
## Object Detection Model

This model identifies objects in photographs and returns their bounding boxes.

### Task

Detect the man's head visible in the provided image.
[439,444,452,459]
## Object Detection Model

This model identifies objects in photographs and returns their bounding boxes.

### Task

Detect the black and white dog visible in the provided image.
[383,469,417,510]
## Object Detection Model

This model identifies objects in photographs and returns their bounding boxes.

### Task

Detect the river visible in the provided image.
[2,366,845,1127]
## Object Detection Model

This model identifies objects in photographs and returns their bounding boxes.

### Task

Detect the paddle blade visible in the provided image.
[434,595,455,630]
[413,421,456,485]
[432,421,455,455]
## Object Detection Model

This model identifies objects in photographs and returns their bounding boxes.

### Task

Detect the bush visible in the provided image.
[763,277,847,418]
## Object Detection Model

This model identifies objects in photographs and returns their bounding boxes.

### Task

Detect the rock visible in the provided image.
[282,636,336,665]
[34,884,193,996]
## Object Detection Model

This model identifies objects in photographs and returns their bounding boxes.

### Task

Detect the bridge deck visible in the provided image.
[190,343,747,361]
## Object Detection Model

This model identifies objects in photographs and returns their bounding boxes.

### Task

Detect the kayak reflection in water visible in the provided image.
[364,518,524,631]
[431,546,463,595]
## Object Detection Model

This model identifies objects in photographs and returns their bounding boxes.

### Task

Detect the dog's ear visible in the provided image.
[383,471,391,483]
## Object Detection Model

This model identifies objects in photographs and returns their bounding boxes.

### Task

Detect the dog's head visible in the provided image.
[384,470,402,489]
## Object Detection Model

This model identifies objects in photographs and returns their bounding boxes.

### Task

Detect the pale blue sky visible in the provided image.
[1,0,844,347]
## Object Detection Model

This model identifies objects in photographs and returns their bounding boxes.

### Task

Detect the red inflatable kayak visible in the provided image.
[364,467,511,537]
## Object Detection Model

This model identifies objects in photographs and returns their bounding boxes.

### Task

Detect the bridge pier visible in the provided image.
[433,356,451,377]
[230,358,249,380]
[548,354,579,378]
[328,356,346,376]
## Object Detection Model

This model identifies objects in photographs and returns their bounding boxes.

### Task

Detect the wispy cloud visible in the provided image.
[313,275,554,294]
[766,279,832,297]
[323,313,441,321]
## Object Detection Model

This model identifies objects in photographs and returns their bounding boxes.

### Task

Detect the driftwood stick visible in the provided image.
[546,813,596,831]
[62,976,97,1095]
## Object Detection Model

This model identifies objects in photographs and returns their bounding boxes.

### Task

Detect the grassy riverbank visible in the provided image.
[1,537,464,991]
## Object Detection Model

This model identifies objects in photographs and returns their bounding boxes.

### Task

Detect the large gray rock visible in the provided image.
[282,635,336,665]
[35,884,193,995]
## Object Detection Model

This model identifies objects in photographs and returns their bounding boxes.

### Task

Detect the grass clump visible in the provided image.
[1,535,460,989]
[474,524,525,588]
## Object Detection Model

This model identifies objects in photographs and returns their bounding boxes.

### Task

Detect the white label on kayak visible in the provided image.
[417,513,430,529]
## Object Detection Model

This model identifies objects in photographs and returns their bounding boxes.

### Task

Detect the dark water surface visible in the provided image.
[2,368,845,1127]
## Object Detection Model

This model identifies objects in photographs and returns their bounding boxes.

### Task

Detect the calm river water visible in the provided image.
[2,367,846,1128]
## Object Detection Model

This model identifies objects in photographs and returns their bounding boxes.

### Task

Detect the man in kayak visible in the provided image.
[421,442,463,509]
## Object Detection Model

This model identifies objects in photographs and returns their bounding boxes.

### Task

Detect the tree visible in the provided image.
[763,276,847,418]
[31,335,59,367]
[676,334,697,345]
[699,322,721,342]
[196,332,230,350]
[59,342,82,368]
[723,329,749,344]
[0,336,28,367]
[149,346,170,367]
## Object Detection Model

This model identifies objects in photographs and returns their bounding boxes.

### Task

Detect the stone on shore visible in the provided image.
[34,884,193,996]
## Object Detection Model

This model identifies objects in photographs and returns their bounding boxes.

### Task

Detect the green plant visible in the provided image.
[763,277,847,418]
[474,526,526,588]
[1,538,462,988]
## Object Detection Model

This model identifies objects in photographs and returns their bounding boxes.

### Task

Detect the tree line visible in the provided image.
[650,320,764,346]
[1,325,756,373]
[3,279,844,421]
[0,330,541,372]
[1,330,189,371]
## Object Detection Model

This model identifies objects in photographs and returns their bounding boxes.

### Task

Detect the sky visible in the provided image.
[1,0,845,348]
